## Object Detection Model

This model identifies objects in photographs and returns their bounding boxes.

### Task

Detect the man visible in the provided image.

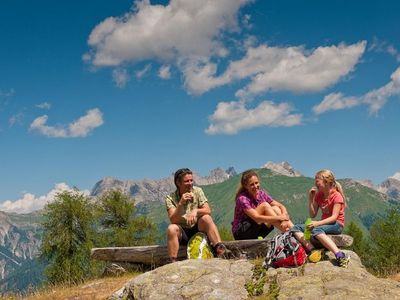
[165,168,226,262]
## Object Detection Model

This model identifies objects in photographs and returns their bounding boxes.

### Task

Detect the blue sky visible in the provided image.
[1,0,400,212]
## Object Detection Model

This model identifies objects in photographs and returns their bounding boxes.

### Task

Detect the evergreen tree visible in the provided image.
[368,208,400,276]
[96,189,157,247]
[345,221,368,256]
[40,190,95,285]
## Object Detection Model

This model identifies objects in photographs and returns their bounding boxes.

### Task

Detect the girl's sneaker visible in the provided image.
[308,249,323,263]
[336,254,350,268]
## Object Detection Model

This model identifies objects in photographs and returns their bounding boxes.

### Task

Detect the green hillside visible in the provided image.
[141,168,398,243]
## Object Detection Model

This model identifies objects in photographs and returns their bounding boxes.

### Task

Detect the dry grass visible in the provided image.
[2,272,139,300]
[389,273,400,282]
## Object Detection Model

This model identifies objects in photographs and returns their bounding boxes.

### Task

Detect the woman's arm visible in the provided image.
[244,207,288,224]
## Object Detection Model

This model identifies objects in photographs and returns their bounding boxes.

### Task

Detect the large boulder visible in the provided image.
[111,251,400,300]
[111,259,252,300]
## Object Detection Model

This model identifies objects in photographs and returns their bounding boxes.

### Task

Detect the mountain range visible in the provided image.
[0,161,399,294]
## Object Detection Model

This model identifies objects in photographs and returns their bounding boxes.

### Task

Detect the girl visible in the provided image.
[291,169,350,267]
[232,170,293,240]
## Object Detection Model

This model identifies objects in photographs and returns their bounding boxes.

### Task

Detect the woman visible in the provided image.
[232,170,294,240]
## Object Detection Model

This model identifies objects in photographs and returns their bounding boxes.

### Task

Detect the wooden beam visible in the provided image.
[91,234,352,266]
[91,239,269,266]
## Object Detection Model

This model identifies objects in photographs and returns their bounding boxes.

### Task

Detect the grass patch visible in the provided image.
[245,259,267,297]
[2,271,140,300]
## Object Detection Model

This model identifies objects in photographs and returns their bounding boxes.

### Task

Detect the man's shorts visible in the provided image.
[180,224,199,244]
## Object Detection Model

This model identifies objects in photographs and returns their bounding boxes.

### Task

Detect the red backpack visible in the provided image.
[263,231,306,269]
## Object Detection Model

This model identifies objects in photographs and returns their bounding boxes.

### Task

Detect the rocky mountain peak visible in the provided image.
[378,176,400,200]
[90,167,236,204]
[262,161,302,177]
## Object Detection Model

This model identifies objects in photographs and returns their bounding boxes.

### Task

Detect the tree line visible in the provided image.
[40,189,158,285]
[345,208,400,277]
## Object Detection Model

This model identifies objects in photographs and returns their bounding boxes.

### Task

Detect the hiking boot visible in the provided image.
[214,242,232,258]
[308,249,322,263]
[336,254,350,268]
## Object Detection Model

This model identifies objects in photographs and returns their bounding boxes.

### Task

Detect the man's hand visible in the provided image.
[180,192,194,205]
[185,209,198,226]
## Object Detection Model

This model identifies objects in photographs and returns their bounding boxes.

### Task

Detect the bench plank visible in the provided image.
[91,234,353,266]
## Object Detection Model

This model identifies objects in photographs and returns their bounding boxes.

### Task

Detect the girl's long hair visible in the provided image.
[235,169,259,199]
[313,169,346,204]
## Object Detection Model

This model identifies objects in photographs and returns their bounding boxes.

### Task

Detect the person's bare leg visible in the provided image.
[314,233,340,254]
[293,231,314,252]
[197,215,221,246]
[167,224,181,261]
[256,203,293,232]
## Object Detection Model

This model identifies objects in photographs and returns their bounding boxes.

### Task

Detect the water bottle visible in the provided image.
[304,217,312,241]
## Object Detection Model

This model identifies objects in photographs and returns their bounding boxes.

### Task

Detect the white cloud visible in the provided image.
[180,42,366,96]
[206,100,302,135]
[36,102,51,110]
[30,108,104,138]
[85,0,251,66]
[313,93,359,115]
[135,64,152,79]
[84,1,367,100]
[9,112,24,127]
[234,42,367,99]
[158,65,171,79]
[313,66,400,114]
[112,68,130,88]
[0,183,90,214]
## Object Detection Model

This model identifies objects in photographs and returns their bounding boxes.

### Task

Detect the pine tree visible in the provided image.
[345,221,368,257]
[95,189,157,247]
[40,190,95,285]
[368,208,400,276]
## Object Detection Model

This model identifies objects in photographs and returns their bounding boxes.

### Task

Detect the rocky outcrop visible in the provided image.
[0,211,41,281]
[262,161,302,177]
[91,167,236,204]
[378,177,400,201]
[111,251,400,300]
[111,259,253,300]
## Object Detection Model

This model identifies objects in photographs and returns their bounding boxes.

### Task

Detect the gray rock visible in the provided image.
[113,259,252,300]
[111,251,400,300]
[267,251,400,299]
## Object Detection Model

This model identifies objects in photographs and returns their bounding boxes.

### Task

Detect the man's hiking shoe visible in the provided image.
[308,249,323,263]
[214,242,232,258]
[336,254,350,268]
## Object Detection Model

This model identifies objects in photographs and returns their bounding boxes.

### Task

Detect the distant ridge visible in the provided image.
[90,167,237,204]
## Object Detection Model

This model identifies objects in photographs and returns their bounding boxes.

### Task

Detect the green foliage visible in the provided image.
[218,225,234,241]
[40,190,95,285]
[95,189,158,247]
[245,259,267,297]
[345,221,369,255]
[367,208,400,276]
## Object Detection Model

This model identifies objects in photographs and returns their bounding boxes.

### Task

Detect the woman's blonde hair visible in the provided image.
[235,169,260,199]
[314,169,345,201]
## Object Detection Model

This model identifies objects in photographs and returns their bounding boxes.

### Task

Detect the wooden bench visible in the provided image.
[91,234,353,266]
